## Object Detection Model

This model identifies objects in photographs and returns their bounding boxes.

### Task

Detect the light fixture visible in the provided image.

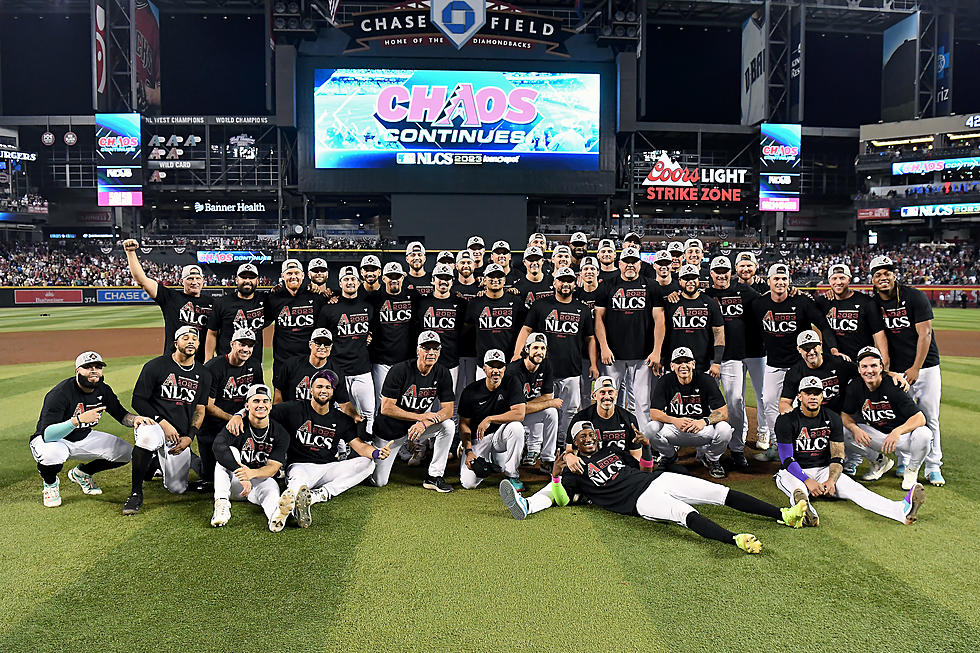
[870,136,934,147]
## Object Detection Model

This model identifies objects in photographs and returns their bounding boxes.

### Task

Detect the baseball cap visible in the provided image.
[653,250,672,264]
[483,263,506,277]
[580,256,599,270]
[553,244,571,256]
[671,346,695,362]
[710,256,732,270]
[592,376,616,393]
[483,349,507,366]
[767,263,790,277]
[828,264,851,280]
[417,330,441,347]
[232,328,257,343]
[570,420,596,438]
[405,241,425,255]
[857,346,884,362]
[360,255,381,269]
[432,264,454,279]
[382,261,405,277]
[678,264,700,279]
[236,263,258,277]
[245,384,272,400]
[75,351,106,369]
[281,259,303,273]
[525,332,547,348]
[181,264,203,279]
[339,265,358,280]
[174,325,199,341]
[523,246,543,260]
[597,238,615,251]
[436,250,455,263]
[736,251,758,265]
[310,327,332,343]
[684,238,704,250]
[492,240,511,253]
[456,249,474,263]
[869,255,895,274]
[796,330,821,348]
[527,232,545,243]
[623,232,642,244]
[308,257,328,272]
[667,241,684,254]
[798,376,824,393]
[570,231,588,244]
[620,246,641,262]
[467,236,485,249]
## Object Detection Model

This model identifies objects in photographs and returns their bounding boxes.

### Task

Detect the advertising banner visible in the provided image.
[900,203,980,218]
[857,208,891,220]
[14,289,85,305]
[892,157,980,176]
[313,68,600,171]
[196,251,273,263]
[935,14,953,116]
[882,12,919,122]
[740,13,766,126]
[640,152,749,203]
[96,113,143,206]
[134,0,162,115]
[97,288,152,303]
[759,123,801,212]
[91,0,108,112]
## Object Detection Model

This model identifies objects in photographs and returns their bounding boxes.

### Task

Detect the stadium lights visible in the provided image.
[871,137,934,147]
[948,132,980,140]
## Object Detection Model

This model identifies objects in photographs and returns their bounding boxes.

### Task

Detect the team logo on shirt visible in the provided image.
[880,305,911,330]
[861,399,895,424]
[479,306,514,329]
[294,376,313,401]
[818,374,840,402]
[160,372,200,403]
[423,306,458,330]
[401,384,438,411]
[761,310,797,333]
[379,299,412,324]
[671,305,709,329]
[596,425,627,449]
[611,287,646,310]
[222,373,255,400]
[242,430,274,465]
[295,420,337,449]
[179,301,210,327]
[795,425,831,452]
[337,312,370,337]
[826,307,859,332]
[521,376,544,400]
[545,309,581,334]
[278,304,315,329]
[718,295,743,318]
[234,307,265,332]
[586,452,626,485]
[669,391,705,417]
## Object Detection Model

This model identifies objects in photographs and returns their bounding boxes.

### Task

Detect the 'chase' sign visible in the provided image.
[97,289,152,303]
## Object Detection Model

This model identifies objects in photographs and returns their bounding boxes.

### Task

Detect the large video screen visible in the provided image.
[313,69,600,171]
[758,123,801,212]
[96,113,143,207]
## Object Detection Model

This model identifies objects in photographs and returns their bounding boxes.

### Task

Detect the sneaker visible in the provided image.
[521,452,540,467]
[894,463,906,478]
[752,444,779,463]
[734,533,762,554]
[927,470,945,487]
[269,489,296,533]
[754,431,771,450]
[309,487,330,504]
[903,483,926,524]
[842,461,858,477]
[42,479,62,508]
[729,452,749,471]
[499,479,529,520]
[704,458,727,479]
[506,477,526,492]
[68,466,102,495]
[861,454,894,481]
[189,480,213,494]
[121,492,143,516]
[422,475,454,493]
[901,468,919,491]
[210,498,231,527]
[406,446,425,467]
[792,488,819,527]
[294,485,313,529]
[780,498,808,529]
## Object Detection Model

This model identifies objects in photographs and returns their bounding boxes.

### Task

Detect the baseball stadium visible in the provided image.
[2,0,980,650]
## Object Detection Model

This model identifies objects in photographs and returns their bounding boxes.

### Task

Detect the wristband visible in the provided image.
[188,426,199,440]
[551,475,561,484]
[372,448,381,460]
[639,458,655,470]
[713,345,724,365]
[829,457,844,466]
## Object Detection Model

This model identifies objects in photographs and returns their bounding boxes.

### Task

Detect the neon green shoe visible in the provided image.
[734,533,762,554]
[780,498,808,529]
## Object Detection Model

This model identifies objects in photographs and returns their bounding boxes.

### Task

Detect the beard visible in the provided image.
[238,283,255,297]
[313,394,331,407]
[77,372,99,389]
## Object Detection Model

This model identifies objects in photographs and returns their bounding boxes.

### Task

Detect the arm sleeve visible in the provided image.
[829,410,845,442]
[332,369,349,404]
[777,442,809,482]
[43,419,78,443]
[269,426,289,465]
[523,301,542,329]
[909,288,935,323]
[807,300,837,351]
[841,380,861,416]
[195,371,212,408]
[505,377,525,407]
[212,428,240,471]
[890,384,922,422]
[865,298,885,332]
[253,362,265,387]
[206,298,221,331]
[153,283,171,308]
[542,362,554,396]
[457,389,473,420]
[206,362,222,399]
[131,363,157,419]
[581,306,595,337]
[272,359,288,391]
[36,389,70,437]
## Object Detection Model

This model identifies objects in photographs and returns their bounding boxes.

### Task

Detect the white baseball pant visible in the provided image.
[600,359,652,429]
[719,360,746,453]
[459,421,524,489]
[904,365,943,473]
[553,376,581,448]
[760,365,788,437]
[214,449,283,522]
[286,457,375,501]
[643,421,734,463]
[30,431,132,467]
[523,406,558,462]
[345,372,376,436]
[774,465,910,523]
[371,420,454,487]
[844,423,932,473]
[134,423,191,494]
[371,363,393,417]
[742,356,768,439]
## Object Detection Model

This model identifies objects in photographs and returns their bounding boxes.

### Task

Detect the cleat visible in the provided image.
[309,487,330,504]
[781,497,808,529]
[793,488,819,527]
[862,454,894,481]
[734,533,762,554]
[927,471,945,487]
[68,466,102,495]
[42,479,62,508]
[894,463,906,478]
[754,431,770,450]
[903,483,926,524]
[499,479,529,520]
[729,452,750,471]
[842,461,858,477]
[406,445,425,467]
[506,477,526,492]
[294,485,313,528]
[752,444,779,463]
[269,489,295,533]
[210,498,231,527]
[705,459,727,479]
[121,492,143,516]
[902,468,919,491]
[422,475,454,493]
[521,452,540,468]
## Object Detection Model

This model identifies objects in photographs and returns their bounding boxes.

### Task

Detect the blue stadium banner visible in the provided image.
[97,288,152,303]
[935,14,953,116]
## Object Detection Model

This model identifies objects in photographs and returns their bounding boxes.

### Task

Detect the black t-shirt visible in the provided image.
[814,291,885,361]
[737,280,768,357]
[749,293,836,368]
[774,406,844,469]
[131,355,211,436]
[154,284,213,363]
[597,268,620,285]
[272,354,349,404]
[33,378,128,442]
[214,419,289,469]
[464,293,526,361]
[368,290,416,365]
[706,284,760,361]
[842,377,921,432]
[202,355,265,435]
[650,371,726,420]
[662,292,724,369]
[317,295,373,376]
[873,285,941,371]
[567,403,641,451]
[505,358,554,401]
[595,276,661,360]
[207,291,267,360]
[523,297,594,379]
[575,286,602,309]
[560,446,654,516]
[415,294,466,368]
[780,354,856,414]
[271,400,358,465]
[374,360,455,439]
[458,376,525,436]
[514,276,555,309]
[453,282,481,358]
[405,274,434,298]
[265,288,324,364]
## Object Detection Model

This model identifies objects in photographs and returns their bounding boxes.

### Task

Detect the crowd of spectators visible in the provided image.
[0,194,48,213]
[139,234,390,250]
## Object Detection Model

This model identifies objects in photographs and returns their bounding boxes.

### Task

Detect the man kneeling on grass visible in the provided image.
[500,421,809,554]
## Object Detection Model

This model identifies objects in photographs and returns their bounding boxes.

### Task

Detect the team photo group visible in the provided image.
[30,230,942,554]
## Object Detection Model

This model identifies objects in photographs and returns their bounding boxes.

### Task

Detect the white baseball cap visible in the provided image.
[310,328,332,343]
[405,241,425,255]
[181,264,203,279]
[798,376,824,393]
[624,232,643,244]
[570,231,588,244]
[671,347,695,362]
[653,250,672,264]
[232,328,257,343]
[597,238,616,251]
[382,261,405,277]
[483,349,507,366]
[467,236,485,249]
[678,264,700,279]
[436,250,455,263]
[492,240,511,253]
[75,351,106,369]
[245,384,272,400]
[684,238,704,250]
[236,263,259,277]
[580,256,599,270]
[483,263,506,277]
[620,247,641,262]
[308,258,328,272]
[570,420,596,438]
[339,265,358,280]
[525,332,548,348]
[360,255,381,269]
[456,249,474,263]
[527,232,545,243]
[281,259,303,273]
[869,255,895,274]
[524,246,544,260]
[554,266,577,280]
[667,241,685,254]
[857,345,884,362]
[828,264,851,280]
[432,264,454,279]
[553,244,571,256]
[174,325,199,341]
[592,376,616,393]
[417,330,441,347]
[797,330,821,348]
[736,251,758,265]
[767,263,790,277]
[710,256,732,270]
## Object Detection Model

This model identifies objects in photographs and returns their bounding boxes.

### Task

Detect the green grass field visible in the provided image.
[1,306,979,651]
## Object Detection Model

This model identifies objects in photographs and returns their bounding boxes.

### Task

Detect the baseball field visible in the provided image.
[1,305,979,651]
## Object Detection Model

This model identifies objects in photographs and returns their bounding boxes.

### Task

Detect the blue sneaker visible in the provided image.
[927,471,945,486]
[894,463,906,478]
[499,479,529,520]
[842,461,858,477]
[507,477,526,492]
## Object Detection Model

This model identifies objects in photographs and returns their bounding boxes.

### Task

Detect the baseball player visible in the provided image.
[650,250,680,295]
[595,239,619,284]
[30,351,152,507]
[506,333,559,470]
[550,245,573,277]
[372,331,456,492]
[205,262,267,361]
[734,251,770,451]
[125,326,212,515]
[453,250,481,400]
[368,262,416,411]
[200,328,263,491]
[594,245,664,428]
[464,263,525,378]
[404,241,434,297]
[272,328,351,412]
[869,255,944,486]
[779,330,859,417]
[317,265,375,436]
[623,232,656,280]
[661,264,725,374]
[360,254,382,295]
[576,257,602,408]
[840,346,933,491]
[502,420,808,554]
[666,240,685,274]
[774,375,925,526]
[265,258,326,382]
[514,246,554,308]
[815,264,890,363]
[123,238,212,363]
[683,238,706,277]
[466,235,487,277]
[210,384,295,532]
[645,347,733,478]
[563,375,642,456]
[307,258,331,295]
[458,349,527,490]
[415,264,465,390]
[706,255,760,470]
[490,240,519,287]
[569,231,589,269]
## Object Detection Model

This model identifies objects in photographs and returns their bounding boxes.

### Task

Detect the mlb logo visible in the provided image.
[397,152,417,164]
